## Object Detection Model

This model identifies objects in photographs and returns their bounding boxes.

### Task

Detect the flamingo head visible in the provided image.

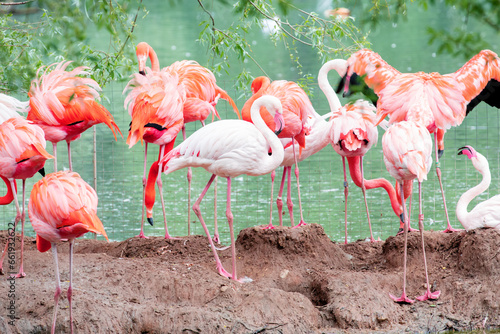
[251,76,271,94]
[457,146,477,160]
[136,42,151,75]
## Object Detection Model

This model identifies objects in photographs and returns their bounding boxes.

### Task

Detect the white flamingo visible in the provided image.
[456,146,500,231]
[158,95,285,281]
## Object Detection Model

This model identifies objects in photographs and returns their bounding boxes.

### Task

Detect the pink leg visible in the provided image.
[292,141,306,227]
[415,182,441,301]
[193,175,233,279]
[14,180,26,278]
[213,176,219,243]
[53,142,58,172]
[0,180,21,276]
[68,240,75,334]
[434,133,461,233]
[136,143,149,239]
[225,177,239,281]
[286,166,295,227]
[276,169,287,227]
[157,145,180,240]
[67,141,72,172]
[183,126,192,236]
[360,157,376,242]
[342,157,349,245]
[51,243,62,334]
[396,183,418,235]
[390,182,415,304]
[262,170,276,230]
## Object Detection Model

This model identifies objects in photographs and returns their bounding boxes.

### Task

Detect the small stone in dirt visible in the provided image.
[280,269,290,279]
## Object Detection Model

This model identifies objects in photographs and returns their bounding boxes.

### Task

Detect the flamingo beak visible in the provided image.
[147,217,154,226]
[273,112,285,136]
[38,168,45,177]
[457,145,476,159]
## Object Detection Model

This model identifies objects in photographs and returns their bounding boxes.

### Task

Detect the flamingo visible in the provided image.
[318,59,405,242]
[26,61,122,172]
[0,117,54,278]
[456,146,500,231]
[29,170,108,334]
[382,120,441,304]
[241,76,313,228]
[340,49,500,233]
[158,95,285,281]
[135,42,240,240]
[124,67,186,239]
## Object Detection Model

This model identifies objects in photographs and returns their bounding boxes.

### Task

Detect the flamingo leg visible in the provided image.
[67,141,72,172]
[342,156,349,244]
[183,126,192,236]
[51,243,62,334]
[68,239,75,334]
[262,170,276,230]
[0,180,22,276]
[415,182,441,301]
[276,168,287,227]
[390,182,415,304]
[286,166,295,227]
[136,143,149,239]
[14,180,26,278]
[192,174,232,279]
[156,145,179,240]
[225,177,239,281]
[213,176,219,243]
[360,157,376,242]
[52,142,57,172]
[292,141,306,228]
[434,132,461,233]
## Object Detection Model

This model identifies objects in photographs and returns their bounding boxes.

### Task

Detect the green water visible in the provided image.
[1,1,499,244]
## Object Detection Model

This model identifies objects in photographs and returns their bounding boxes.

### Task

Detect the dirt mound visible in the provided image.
[0,225,499,333]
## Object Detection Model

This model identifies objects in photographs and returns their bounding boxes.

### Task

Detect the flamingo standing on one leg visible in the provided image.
[456,146,500,231]
[158,95,285,281]
[319,59,406,242]
[340,49,500,233]
[241,77,313,228]
[26,61,122,172]
[0,117,54,278]
[29,170,108,334]
[382,120,441,303]
[136,42,240,241]
[124,68,186,239]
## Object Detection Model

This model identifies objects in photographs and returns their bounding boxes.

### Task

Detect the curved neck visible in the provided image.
[456,160,491,229]
[146,45,160,72]
[347,156,402,216]
[251,98,284,168]
[0,176,15,205]
[318,59,345,113]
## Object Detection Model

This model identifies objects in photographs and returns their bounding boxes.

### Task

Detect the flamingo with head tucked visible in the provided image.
[456,146,500,231]
[0,117,53,278]
[241,76,313,229]
[27,61,122,172]
[340,49,500,233]
[158,95,285,281]
[29,170,108,334]
[383,120,441,304]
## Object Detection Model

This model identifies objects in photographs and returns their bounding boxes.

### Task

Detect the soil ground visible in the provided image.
[0,224,499,333]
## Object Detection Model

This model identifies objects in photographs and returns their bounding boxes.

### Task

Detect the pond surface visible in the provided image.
[1,1,499,244]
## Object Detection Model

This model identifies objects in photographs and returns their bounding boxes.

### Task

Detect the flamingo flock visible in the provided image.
[0,43,499,332]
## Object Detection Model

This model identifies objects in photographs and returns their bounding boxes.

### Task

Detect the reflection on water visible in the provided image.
[1,1,498,244]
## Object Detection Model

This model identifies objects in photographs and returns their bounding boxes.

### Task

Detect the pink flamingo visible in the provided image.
[27,61,122,172]
[135,42,240,240]
[0,117,53,278]
[29,170,108,334]
[456,146,500,231]
[124,66,186,239]
[158,95,285,281]
[319,59,407,242]
[241,77,313,228]
[342,49,500,233]
[382,120,441,304]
